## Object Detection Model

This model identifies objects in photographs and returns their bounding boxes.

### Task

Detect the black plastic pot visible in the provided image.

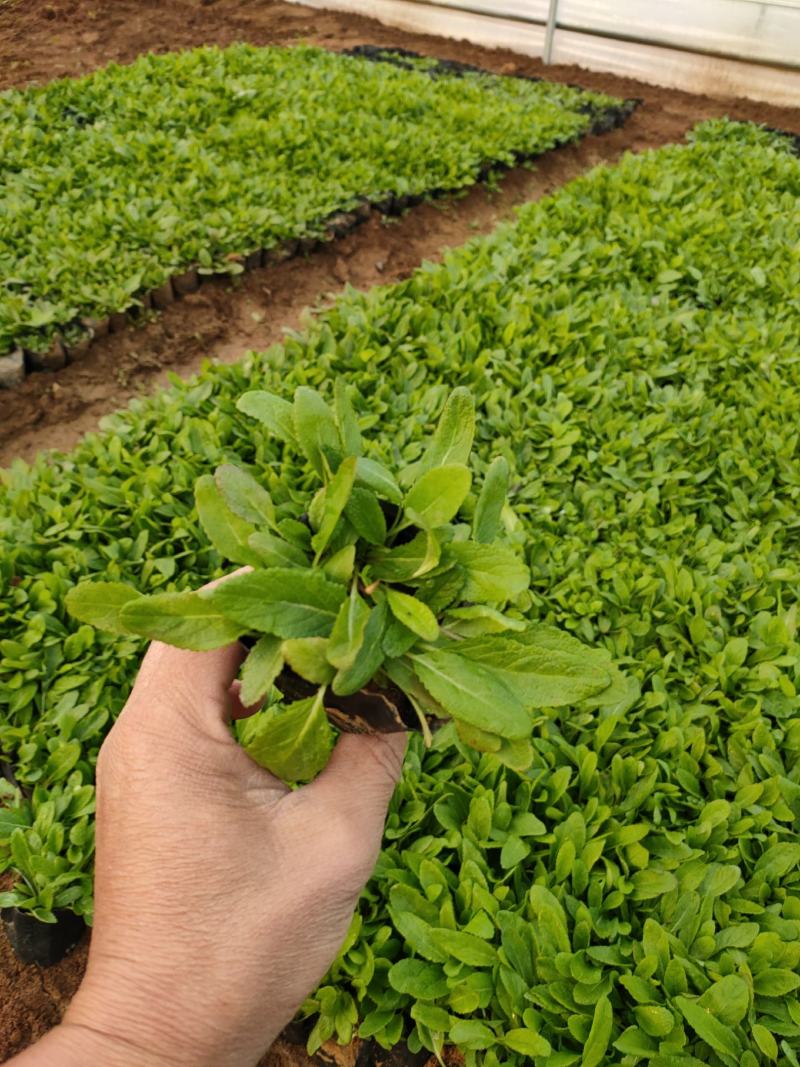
[2,906,86,967]
[278,669,421,734]
[173,267,201,295]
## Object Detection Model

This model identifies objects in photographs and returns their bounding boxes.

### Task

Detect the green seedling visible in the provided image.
[66,383,625,781]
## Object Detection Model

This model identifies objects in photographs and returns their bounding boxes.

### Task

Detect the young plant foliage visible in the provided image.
[66,383,621,780]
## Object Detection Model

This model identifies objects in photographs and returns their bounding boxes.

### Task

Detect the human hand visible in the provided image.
[14,631,405,1067]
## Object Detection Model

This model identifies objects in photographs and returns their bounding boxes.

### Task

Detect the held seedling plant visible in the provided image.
[2,119,800,1065]
[67,384,626,783]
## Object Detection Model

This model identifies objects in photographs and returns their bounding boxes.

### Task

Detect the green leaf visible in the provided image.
[473,456,509,543]
[698,975,749,1025]
[238,689,334,782]
[120,590,246,650]
[389,893,447,963]
[388,959,449,1000]
[504,1028,551,1057]
[65,581,143,635]
[429,927,497,966]
[447,604,527,636]
[344,487,386,544]
[453,719,502,754]
[248,531,309,568]
[754,843,800,878]
[631,869,678,900]
[201,568,345,638]
[311,456,357,559]
[354,456,403,504]
[386,588,439,642]
[752,969,800,996]
[582,995,613,1067]
[752,1024,779,1060]
[500,834,530,869]
[293,386,342,477]
[282,637,335,684]
[382,616,419,659]
[410,649,530,740]
[445,541,529,602]
[327,586,371,671]
[674,996,743,1059]
[528,885,570,955]
[237,391,297,446]
[634,1006,675,1038]
[239,635,283,706]
[453,628,612,707]
[403,465,472,530]
[195,474,261,566]
[334,378,362,456]
[448,1019,495,1051]
[368,530,440,581]
[323,544,356,584]
[332,601,388,695]
[214,464,275,528]
[418,387,475,474]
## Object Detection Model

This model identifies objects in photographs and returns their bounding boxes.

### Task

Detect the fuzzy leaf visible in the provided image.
[404,465,472,530]
[238,689,333,782]
[344,487,387,544]
[293,387,342,477]
[410,649,530,739]
[311,456,357,559]
[385,588,439,642]
[354,457,403,504]
[240,635,283,707]
[473,456,509,543]
[418,387,475,474]
[327,586,371,670]
[201,568,345,638]
[65,581,143,635]
[195,474,261,566]
[120,590,245,650]
[237,391,297,446]
[332,601,388,695]
[215,464,276,528]
[334,378,362,456]
[248,531,309,569]
[369,530,440,581]
[446,541,529,602]
[282,637,335,684]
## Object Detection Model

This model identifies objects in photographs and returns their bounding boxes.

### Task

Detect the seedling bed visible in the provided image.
[3,119,800,1065]
[0,43,630,387]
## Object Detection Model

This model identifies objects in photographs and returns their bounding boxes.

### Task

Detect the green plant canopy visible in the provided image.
[0,42,620,356]
[2,118,800,1065]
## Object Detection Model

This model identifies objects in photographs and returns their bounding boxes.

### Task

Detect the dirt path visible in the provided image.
[1,0,799,467]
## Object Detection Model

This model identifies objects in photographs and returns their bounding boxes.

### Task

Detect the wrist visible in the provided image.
[10,1021,182,1067]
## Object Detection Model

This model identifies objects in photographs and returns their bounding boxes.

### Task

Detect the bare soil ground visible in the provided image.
[1,0,799,1062]
[1,0,799,468]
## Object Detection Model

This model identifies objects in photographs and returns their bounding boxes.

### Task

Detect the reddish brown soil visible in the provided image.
[1,0,800,1062]
[1,0,799,467]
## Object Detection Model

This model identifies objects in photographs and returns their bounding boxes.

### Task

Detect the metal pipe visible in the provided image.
[543,0,560,63]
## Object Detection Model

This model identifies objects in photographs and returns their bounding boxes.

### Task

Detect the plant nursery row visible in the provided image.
[2,118,800,1066]
[0,42,625,374]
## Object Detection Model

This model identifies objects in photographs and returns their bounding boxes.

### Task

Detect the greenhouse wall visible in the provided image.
[294,0,800,105]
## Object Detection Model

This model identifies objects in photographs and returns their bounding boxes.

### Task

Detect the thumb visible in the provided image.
[301,731,407,835]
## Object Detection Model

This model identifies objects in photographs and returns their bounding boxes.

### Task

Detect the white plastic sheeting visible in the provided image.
[425,0,800,67]
[294,0,800,105]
